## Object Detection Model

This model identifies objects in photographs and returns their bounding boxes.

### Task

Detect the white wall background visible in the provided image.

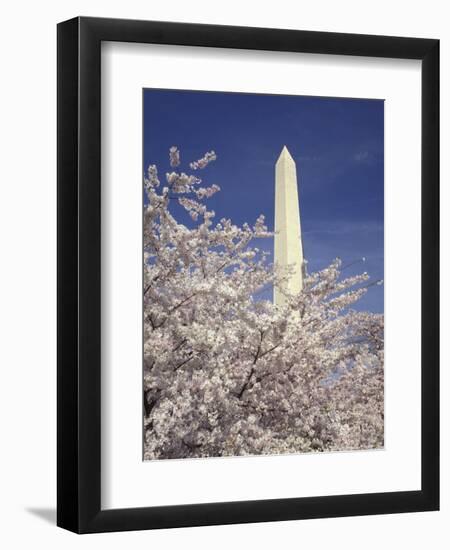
[0,0,447,547]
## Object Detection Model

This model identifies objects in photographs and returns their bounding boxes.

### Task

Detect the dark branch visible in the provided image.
[172,338,187,352]
[174,354,193,371]
[144,389,161,417]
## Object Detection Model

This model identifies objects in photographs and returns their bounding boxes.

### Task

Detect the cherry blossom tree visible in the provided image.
[143,147,384,460]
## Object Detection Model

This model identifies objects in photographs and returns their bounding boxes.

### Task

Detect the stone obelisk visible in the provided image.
[274,146,304,307]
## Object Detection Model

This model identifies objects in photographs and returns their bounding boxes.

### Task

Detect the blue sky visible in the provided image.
[143,89,384,314]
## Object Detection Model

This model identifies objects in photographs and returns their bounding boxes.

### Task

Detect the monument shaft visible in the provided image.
[274,146,304,306]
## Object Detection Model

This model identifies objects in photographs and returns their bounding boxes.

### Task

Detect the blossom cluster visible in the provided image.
[189,150,217,170]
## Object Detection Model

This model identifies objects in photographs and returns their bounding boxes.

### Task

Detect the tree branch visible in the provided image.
[172,338,187,352]
[236,366,255,399]
[143,389,160,417]
[174,354,193,371]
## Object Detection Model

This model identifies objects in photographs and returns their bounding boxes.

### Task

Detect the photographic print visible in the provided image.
[143,89,384,461]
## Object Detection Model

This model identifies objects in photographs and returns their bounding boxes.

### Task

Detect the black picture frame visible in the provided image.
[57,16,439,533]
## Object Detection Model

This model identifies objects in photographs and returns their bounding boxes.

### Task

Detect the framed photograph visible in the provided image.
[57,16,439,533]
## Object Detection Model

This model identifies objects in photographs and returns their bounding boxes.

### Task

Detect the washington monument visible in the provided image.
[274,146,305,306]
